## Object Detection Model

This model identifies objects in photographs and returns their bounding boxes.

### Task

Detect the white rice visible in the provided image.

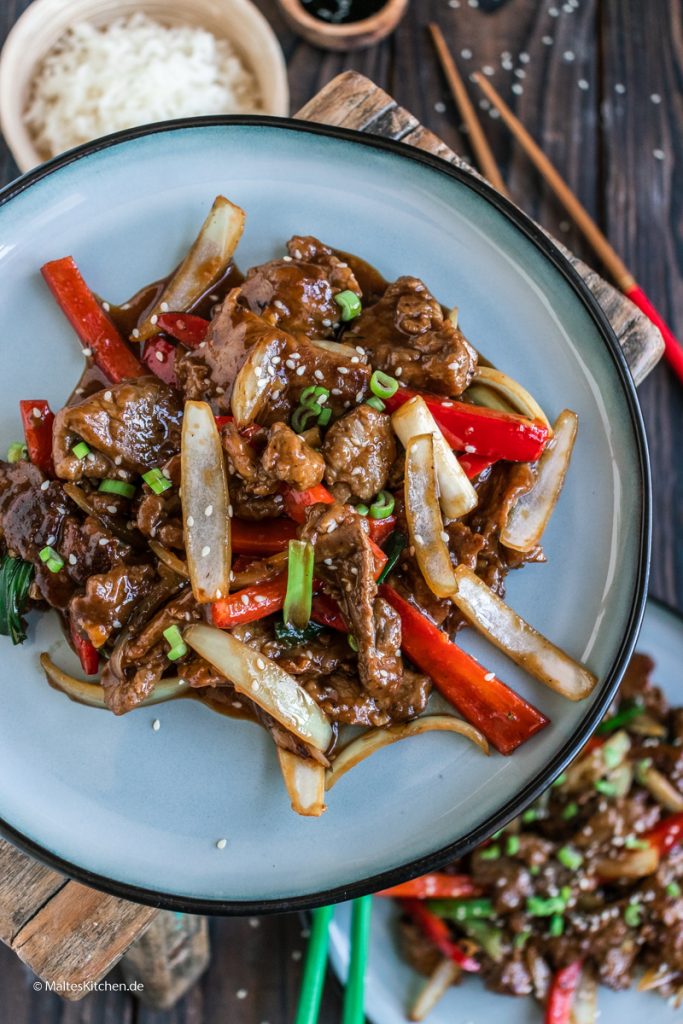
[25,12,263,159]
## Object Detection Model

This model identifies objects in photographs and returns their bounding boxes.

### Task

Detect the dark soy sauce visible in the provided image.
[301,0,387,23]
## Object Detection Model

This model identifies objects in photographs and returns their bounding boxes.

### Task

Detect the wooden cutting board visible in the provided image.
[297,71,664,385]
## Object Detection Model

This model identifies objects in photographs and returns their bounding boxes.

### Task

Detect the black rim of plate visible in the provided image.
[0,115,652,916]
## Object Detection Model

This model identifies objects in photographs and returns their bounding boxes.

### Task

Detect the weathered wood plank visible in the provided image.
[0,840,67,945]
[298,71,664,384]
[11,882,156,996]
[120,913,210,1010]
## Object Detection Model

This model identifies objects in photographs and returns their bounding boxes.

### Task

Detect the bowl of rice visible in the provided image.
[0,0,289,172]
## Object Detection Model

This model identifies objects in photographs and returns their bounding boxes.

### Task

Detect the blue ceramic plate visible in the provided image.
[0,118,649,912]
[329,600,682,1023]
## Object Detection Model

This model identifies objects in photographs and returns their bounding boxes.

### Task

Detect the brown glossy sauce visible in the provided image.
[335,248,388,304]
[185,687,259,723]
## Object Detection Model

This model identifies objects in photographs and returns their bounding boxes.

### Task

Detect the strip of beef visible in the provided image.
[301,501,430,719]
[52,378,182,481]
[346,276,477,396]
[321,404,396,502]
[222,421,324,508]
[135,455,183,549]
[177,291,370,421]
[239,235,361,339]
[101,586,199,714]
[69,563,157,648]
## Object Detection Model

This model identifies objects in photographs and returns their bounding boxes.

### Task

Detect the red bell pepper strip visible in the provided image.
[377,874,482,900]
[311,593,349,632]
[402,899,480,972]
[155,312,209,348]
[459,453,496,480]
[380,585,549,755]
[643,812,683,857]
[70,621,100,675]
[283,483,335,523]
[545,961,582,1024]
[231,518,299,555]
[141,337,177,386]
[19,400,55,476]
[211,575,289,628]
[385,388,549,462]
[41,256,144,384]
[367,514,397,546]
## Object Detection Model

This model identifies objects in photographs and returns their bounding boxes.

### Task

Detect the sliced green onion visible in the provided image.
[274,620,325,648]
[514,930,531,950]
[522,808,538,823]
[428,898,494,922]
[549,914,565,937]
[355,504,369,516]
[163,624,187,662]
[530,864,541,876]
[291,406,320,434]
[369,490,395,520]
[142,468,172,495]
[526,895,567,917]
[479,844,500,861]
[666,882,681,898]
[0,556,34,644]
[558,846,583,870]
[365,396,386,412]
[595,779,618,797]
[505,835,520,856]
[635,757,653,784]
[624,835,648,850]
[7,442,27,463]
[283,540,314,630]
[602,730,630,769]
[458,919,505,962]
[38,546,64,573]
[72,441,90,459]
[562,801,579,820]
[99,479,136,499]
[317,407,332,427]
[560,885,572,902]
[597,703,643,734]
[377,531,407,585]
[370,370,399,400]
[348,635,359,652]
[300,385,330,410]
[334,290,362,322]
[552,772,567,788]
[492,828,504,840]
[624,902,642,927]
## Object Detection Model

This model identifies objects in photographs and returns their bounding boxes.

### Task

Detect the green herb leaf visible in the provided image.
[0,556,34,644]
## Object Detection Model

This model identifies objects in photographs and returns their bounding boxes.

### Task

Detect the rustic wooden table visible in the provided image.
[0,0,680,1021]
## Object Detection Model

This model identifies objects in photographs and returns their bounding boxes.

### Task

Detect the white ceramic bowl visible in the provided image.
[0,0,289,172]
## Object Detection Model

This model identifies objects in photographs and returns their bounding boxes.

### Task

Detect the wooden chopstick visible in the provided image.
[472,71,683,384]
[428,23,509,197]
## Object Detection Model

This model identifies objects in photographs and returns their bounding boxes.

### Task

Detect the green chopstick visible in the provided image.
[342,896,373,1024]
[294,905,335,1024]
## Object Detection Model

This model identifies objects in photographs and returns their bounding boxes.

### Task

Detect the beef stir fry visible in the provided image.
[383,654,683,1021]
[0,195,597,815]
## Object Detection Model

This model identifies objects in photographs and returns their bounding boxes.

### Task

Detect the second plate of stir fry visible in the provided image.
[0,194,600,816]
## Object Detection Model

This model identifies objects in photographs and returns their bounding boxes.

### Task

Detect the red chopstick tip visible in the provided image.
[625,284,683,385]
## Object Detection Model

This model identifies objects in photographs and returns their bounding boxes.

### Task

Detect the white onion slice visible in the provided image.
[409,958,460,1022]
[231,334,285,427]
[137,196,245,340]
[404,434,458,599]
[571,970,598,1024]
[185,623,333,752]
[148,539,189,578]
[326,715,488,790]
[595,844,659,880]
[40,653,189,708]
[181,400,231,604]
[470,366,551,430]
[310,338,364,360]
[501,409,578,553]
[640,765,683,812]
[392,396,477,520]
[452,565,597,700]
[277,748,327,817]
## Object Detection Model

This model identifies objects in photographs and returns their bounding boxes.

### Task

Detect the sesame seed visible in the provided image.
[489,109,501,119]
[131,329,140,339]
[395,367,403,377]
[236,987,247,998]
[152,719,160,732]
[512,83,523,95]
[99,537,109,546]
[654,148,665,160]
[464,444,476,453]
[227,505,234,517]
[440,531,449,543]
[337,366,349,375]
[651,93,662,104]
[285,359,296,370]
[461,48,472,59]
[482,65,495,76]
[215,590,222,599]
[563,50,575,61]
[241,594,250,606]
[282,255,292,262]
[150,314,158,325]
[484,672,495,681]
[413,533,424,545]
[201,546,210,557]
[578,79,589,90]
[68,553,77,565]
[615,83,626,94]
[249,917,260,927]
[331,388,342,395]
[187,516,194,527]
[549,5,559,14]
[160,301,169,312]
[205,505,213,517]
[542,35,554,44]
[515,68,526,79]
[296,366,306,376]
[292,950,302,961]
[102,301,110,311]
[519,52,530,63]
[559,220,571,232]
[155,351,165,363]
[254,366,262,377]
[434,101,446,113]
[40,480,50,491]
[479,99,490,110]
[314,369,324,380]
[355,346,365,355]
[217,838,228,850]
[81,348,93,358]
[114,455,122,465]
